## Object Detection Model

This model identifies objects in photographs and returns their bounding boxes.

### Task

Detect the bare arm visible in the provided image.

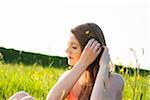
[46,39,101,100]
[90,46,109,100]
[46,61,87,100]
[91,47,124,100]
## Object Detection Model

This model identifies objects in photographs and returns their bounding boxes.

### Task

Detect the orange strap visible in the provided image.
[68,92,77,100]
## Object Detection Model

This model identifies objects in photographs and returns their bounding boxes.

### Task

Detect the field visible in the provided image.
[0,63,150,100]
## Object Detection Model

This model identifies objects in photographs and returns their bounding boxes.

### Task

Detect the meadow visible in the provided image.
[0,63,65,100]
[0,63,150,100]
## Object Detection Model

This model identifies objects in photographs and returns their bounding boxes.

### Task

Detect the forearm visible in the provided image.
[46,61,87,100]
[90,65,109,100]
[90,72,105,100]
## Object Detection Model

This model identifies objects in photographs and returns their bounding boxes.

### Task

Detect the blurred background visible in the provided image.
[0,0,149,70]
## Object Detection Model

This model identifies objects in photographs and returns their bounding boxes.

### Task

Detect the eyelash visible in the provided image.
[72,46,77,49]
[67,43,78,49]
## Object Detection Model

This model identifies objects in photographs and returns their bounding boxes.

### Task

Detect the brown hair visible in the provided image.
[71,23,107,99]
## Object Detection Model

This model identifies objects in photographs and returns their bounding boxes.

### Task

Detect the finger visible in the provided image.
[99,46,110,66]
[97,46,109,59]
[101,46,110,60]
[91,40,98,49]
[86,38,95,48]
[93,43,101,52]
[96,46,102,55]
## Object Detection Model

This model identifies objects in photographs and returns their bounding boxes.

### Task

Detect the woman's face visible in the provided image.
[65,34,82,66]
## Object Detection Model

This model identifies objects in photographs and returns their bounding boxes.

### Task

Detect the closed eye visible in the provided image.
[72,46,77,49]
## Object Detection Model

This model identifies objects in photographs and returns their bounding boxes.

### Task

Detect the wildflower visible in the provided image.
[85,30,90,35]
[129,63,133,68]
[137,74,140,80]
[31,74,39,81]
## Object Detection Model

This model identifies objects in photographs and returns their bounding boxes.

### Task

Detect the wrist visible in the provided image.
[72,60,88,72]
[98,65,109,79]
[77,59,90,68]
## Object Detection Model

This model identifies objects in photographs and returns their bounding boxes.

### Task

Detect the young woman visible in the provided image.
[10,23,124,100]
[46,23,124,100]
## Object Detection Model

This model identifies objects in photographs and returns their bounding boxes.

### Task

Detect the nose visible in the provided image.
[65,47,70,54]
[65,47,71,55]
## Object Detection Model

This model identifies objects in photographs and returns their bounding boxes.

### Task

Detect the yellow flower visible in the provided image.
[85,30,90,34]
[137,74,140,80]
[135,88,138,93]
[129,63,133,68]
[85,30,92,36]
[31,73,39,80]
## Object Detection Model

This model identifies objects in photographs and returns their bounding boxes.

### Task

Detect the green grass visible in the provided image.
[0,63,150,100]
[119,67,150,100]
[0,63,65,100]
[123,76,150,100]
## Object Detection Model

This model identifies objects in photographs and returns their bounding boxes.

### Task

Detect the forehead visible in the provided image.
[68,34,80,45]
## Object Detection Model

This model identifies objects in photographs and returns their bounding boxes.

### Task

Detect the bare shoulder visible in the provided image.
[105,73,124,100]
[108,73,124,91]
[110,73,124,84]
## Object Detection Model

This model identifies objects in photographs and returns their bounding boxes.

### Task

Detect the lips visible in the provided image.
[68,55,73,59]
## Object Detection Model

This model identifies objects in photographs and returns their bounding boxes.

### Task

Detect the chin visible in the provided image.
[68,60,74,66]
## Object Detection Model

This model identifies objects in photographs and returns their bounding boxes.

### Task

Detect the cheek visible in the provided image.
[68,49,82,66]
[74,49,82,60]
[70,53,81,66]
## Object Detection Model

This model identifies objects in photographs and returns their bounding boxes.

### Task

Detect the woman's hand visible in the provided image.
[99,46,110,67]
[78,38,101,67]
[98,46,110,82]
